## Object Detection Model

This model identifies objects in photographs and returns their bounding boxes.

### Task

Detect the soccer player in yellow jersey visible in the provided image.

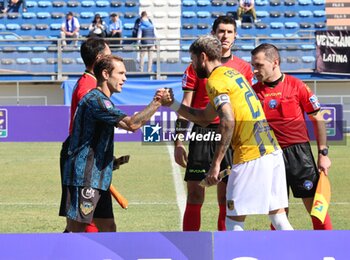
[167,35,293,230]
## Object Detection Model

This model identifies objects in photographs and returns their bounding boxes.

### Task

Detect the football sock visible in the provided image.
[269,213,294,230]
[85,222,99,233]
[183,203,202,231]
[270,223,276,230]
[226,217,245,231]
[312,213,332,230]
[217,204,226,231]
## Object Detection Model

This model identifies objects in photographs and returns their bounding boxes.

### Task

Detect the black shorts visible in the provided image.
[184,124,233,183]
[282,142,319,198]
[59,136,70,217]
[59,186,114,223]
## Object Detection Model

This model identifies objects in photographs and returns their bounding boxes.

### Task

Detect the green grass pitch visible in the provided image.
[0,137,349,233]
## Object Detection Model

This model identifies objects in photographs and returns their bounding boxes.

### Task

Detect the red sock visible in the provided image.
[183,203,202,231]
[85,222,99,233]
[312,213,332,230]
[218,204,226,231]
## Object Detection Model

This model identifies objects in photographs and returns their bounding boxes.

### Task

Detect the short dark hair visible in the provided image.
[80,38,109,68]
[212,16,237,33]
[93,55,124,82]
[251,43,281,64]
[189,35,222,61]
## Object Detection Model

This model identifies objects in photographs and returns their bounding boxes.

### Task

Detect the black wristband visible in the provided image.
[175,118,189,135]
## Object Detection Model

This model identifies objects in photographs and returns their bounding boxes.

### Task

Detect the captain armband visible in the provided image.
[213,94,230,110]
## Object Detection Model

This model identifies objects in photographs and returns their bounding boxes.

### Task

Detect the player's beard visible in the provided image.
[194,63,208,79]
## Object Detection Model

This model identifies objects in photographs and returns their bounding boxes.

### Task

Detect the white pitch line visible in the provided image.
[166,144,187,229]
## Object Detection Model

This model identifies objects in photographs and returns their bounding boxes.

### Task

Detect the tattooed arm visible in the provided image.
[176,102,218,127]
[205,103,235,185]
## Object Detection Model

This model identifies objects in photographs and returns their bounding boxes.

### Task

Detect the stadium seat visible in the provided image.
[98,12,109,19]
[31,58,46,65]
[2,46,16,52]
[241,23,253,29]
[80,24,90,30]
[36,24,49,30]
[36,12,51,19]
[96,1,110,7]
[168,23,180,30]
[16,58,31,65]
[139,0,152,7]
[256,22,268,29]
[255,0,268,5]
[302,56,316,63]
[124,12,138,19]
[7,13,19,19]
[197,0,210,6]
[21,24,34,30]
[6,24,20,30]
[212,11,226,18]
[51,12,65,19]
[46,58,57,64]
[123,23,134,30]
[50,24,61,30]
[314,22,326,28]
[298,0,312,5]
[270,22,284,29]
[22,12,36,19]
[314,10,325,17]
[197,23,210,29]
[38,1,52,8]
[125,1,137,7]
[81,1,95,7]
[181,57,191,63]
[197,11,211,18]
[0,24,5,30]
[284,11,297,18]
[270,33,285,38]
[76,57,84,64]
[211,0,224,6]
[67,1,80,7]
[300,22,312,29]
[17,46,32,52]
[270,0,281,6]
[299,10,312,17]
[168,11,181,18]
[182,11,196,19]
[182,24,195,30]
[52,1,65,7]
[168,0,181,6]
[80,12,94,19]
[26,1,38,8]
[154,1,166,6]
[301,44,315,50]
[313,0,325,5]
[1,59,15,65]
[110,1,122,7]
[286,56,299,63]
[226,0,237,6]
[270,11,281,18]
[256,11,269,18]
[284,0,296,5]
[63,58,74,64]
[32,46,47,52]
[285,22,298,29]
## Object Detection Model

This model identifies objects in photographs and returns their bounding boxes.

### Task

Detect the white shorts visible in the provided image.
[226,150,288,216]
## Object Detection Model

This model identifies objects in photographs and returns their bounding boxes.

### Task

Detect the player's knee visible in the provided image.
[187,190,204,204]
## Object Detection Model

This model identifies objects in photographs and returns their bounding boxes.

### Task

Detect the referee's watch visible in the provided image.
[318,146,329,156]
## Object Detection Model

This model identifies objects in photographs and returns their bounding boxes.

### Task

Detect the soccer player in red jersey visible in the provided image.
[174,16,254,231]
[251,43,332,230]
[59,38,111,233]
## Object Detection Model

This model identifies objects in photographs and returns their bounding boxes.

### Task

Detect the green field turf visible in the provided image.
[0,137,349,233]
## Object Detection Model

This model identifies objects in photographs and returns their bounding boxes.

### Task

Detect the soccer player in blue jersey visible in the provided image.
[60,55,172,232]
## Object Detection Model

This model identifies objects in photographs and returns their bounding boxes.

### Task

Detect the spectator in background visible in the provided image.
[132,11,152,43]
[88,14,107,38]
[2,0,27,13]
[237,0,258,23]
[137,11,157,73]
[108,13,123,45]
[60,12,80,47]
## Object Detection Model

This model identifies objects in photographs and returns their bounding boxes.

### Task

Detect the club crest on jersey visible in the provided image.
[303,180,313,190]
[269,99,278,109]
[214,94,230,109]
[80,202,94,215]
[227,200,235,210]
[103,100,113,109]
[81,187,95,199]
[309,95,320,110]
[181,74,188,88]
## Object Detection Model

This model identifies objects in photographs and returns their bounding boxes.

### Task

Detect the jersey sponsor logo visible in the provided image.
[303,180,314,190]
[80,201,94,215]
[81,187,95,199]
[268,99,278,109]
[188,169,206,174]
[181,74,188,88]
[103,100,113,109]
[227,200,235,210]
[309,95,321,110]
[213,94,230,110]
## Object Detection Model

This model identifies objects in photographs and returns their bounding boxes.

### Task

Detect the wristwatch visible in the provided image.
[318,147,329,156]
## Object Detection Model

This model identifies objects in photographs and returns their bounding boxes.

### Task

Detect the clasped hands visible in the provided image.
[154,88,174,106]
